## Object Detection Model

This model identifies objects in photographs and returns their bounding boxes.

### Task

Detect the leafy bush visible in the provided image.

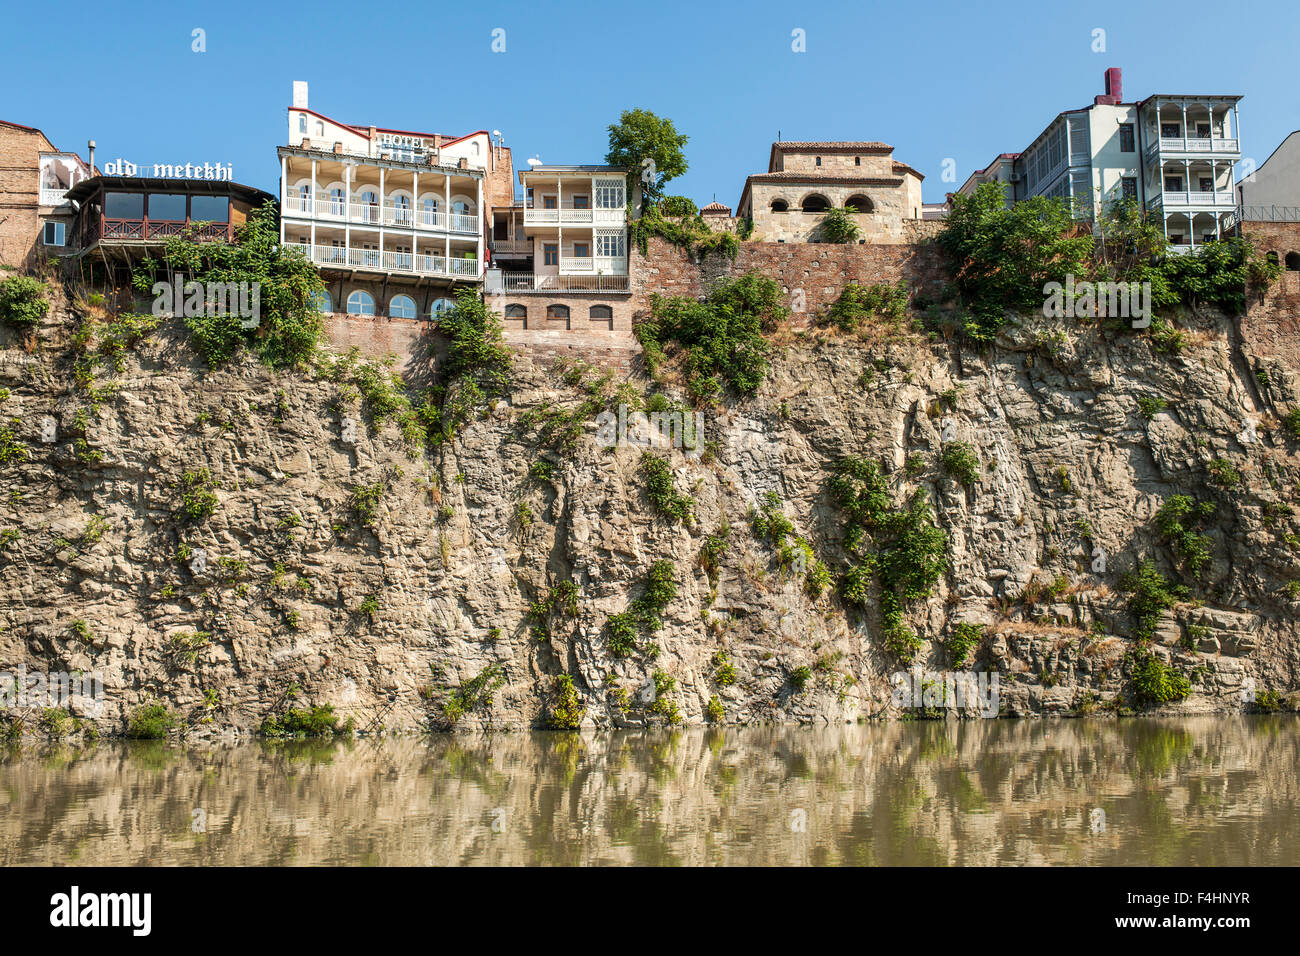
[640,451,693,522]
[635,272,787,400]
[134,202,324,367]
[439,664,505,725]
[647,670,681,723]
[1130,652,1191,707]
[261,704,350,737]
[947,621,984,668]
[127,703,176,739]
[824,281,908,332]
[941,441,979,487]
[789,665,813,692]
[1120,563,1187,641]
[1154,495,1216,576]
[177,468,218,522]
[549,674,586,730]
[0,276,49,329]
[606,560,676,657]
[659,195,699,218]
[818,207,861,244]
[1207,457,1241,488]
[437,288,511,394]
[1282,407,1300,441]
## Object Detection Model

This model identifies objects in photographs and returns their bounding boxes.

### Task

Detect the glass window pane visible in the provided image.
[148,193,188,221]
[190,196,229,222]
[104,192,144,219]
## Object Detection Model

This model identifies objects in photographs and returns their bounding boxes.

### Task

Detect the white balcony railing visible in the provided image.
[282,195,478,234]
[1158,190,1236,208]
[40,188,71,206]
[485,271,629,294]
[1153,136,1240,155]
[489,237,532,254]
[285,242,480,280]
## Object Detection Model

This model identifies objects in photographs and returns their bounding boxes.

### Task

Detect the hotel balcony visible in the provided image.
[1149,190,1238,210]
[1146,136,1240,159]
[485,269,630,294]
[281,195,479,235]
[489,237,532,255]
[286,242,480,280]
[522,202,626,227]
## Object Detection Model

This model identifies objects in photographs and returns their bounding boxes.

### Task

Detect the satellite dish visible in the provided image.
[492,129,502,138]
[526,156,542,167]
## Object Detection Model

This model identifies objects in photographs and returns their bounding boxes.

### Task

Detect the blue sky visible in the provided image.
[2,0,1295,204]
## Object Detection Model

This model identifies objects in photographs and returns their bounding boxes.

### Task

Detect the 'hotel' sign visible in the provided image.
[102,158,235,181]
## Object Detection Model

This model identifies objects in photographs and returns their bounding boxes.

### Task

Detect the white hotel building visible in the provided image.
[277,82,507,318]
[959,69,1243,251]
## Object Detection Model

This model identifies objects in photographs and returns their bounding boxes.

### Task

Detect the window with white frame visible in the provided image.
[593,178,625,209]
[595,231,625,258]
[42,221,66,246]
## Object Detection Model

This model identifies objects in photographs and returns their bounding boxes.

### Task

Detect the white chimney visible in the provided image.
[292,81,309,109]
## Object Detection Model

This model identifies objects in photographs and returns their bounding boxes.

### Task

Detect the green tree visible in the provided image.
[605,109,688,209]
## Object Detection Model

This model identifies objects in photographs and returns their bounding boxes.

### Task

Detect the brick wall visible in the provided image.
[629,231,946,324]
[0,122,55,269]
[1241,221,1300,376]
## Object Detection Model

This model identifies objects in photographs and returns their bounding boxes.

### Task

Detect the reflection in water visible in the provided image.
[1,718,1296,866]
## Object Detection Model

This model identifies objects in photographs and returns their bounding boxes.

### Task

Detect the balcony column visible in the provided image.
[344,163,352,254]
[1180,102,1187,142]
[558,176,564,272]
[279,155,287,244]
[310,159,318,252]
[379,166,386,263]
[445,173,451,271]
[475,176,484,273]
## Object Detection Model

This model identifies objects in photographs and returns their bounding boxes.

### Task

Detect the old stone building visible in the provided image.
[735,141,924,243]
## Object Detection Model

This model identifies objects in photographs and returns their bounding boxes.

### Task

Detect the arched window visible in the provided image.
[844,195,874,213]
[770,198,789,212]
[312,290,331,313]
[1286,252,1300,271]
[422,197,440,225]
[801,194,831,213]
[360,190,378,224]
[329,187,344,215]
[346,291,375,315]
[546,304,570,326]
[589,305,613,328]
[316,121,324,137]
[505,304,527,327]
[389,294,416,319]
[430,297,456,318]
[298,115,307,133]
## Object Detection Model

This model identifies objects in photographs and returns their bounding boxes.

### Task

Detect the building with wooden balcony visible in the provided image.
[959,68,1243,251]
[64,174,273,264]
[278,81,515,319]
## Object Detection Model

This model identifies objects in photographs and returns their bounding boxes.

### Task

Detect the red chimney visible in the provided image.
[1095,67,1123,105]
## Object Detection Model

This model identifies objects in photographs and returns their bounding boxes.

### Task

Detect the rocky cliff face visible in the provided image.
[1,279,1297,735]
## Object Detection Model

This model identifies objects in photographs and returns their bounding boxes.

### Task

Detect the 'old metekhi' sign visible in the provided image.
[101,158,235,181]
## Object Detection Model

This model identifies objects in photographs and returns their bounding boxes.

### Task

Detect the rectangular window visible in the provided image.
[104,192,144,219]
[595,231,625,258]
[573,242,590,258]
[1161,123,1181,138]
[542,195,557,209]
[543,243,558,266]
[526,187,534,207]
[1196,123,1211,138]
[572,195,590,209]
[1164,176,1183,192]
[148,193,188,221]
[1199,177,1214,192]
[1119,124,1135,152]
[593,178,625,209]
[1121,177,1138,200]
[42,221,65,246]
[190,195,229,222]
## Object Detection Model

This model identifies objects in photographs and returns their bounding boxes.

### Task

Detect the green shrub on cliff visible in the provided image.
[1129,651,1191,707]
[127,703,176,739]
[134,201,325,368]
[818,207,860,244]
[636,272,787,401]
[0,276,49,329]
[824,280,908,332]
[549,675,586,730]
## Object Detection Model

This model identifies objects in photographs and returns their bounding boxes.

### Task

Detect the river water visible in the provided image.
[2,717,1296,865]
